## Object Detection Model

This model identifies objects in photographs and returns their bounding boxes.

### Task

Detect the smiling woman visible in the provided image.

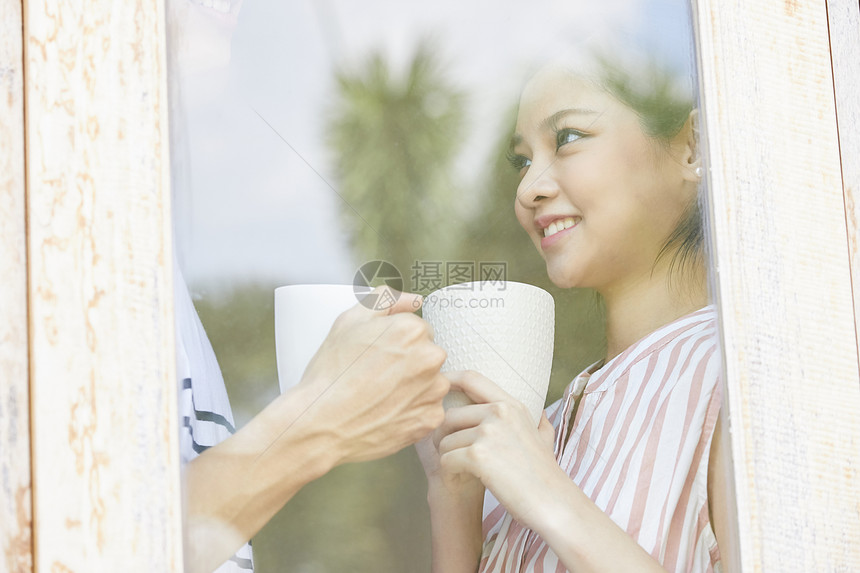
[510,67,702,300]
[417,9,726,570]
[5,0,860,571]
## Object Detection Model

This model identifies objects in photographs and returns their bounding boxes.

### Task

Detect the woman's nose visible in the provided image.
[516,161,560,208]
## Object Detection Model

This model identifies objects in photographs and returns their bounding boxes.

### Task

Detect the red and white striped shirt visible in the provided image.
[480,307,722,573]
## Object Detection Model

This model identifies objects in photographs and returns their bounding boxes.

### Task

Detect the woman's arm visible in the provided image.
[426,477,485,572]
[527,465,667,573]
[417,431,485,573]
[708,414,732,570]
[439,371,668,573]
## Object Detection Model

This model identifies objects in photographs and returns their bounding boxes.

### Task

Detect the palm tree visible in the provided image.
[328,41,466,281]
[330,46,604,400]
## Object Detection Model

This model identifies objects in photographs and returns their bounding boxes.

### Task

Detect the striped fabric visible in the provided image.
[175,263,255,572]
[480,307,722,573]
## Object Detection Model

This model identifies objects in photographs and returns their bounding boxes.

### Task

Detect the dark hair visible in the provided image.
[598,57,694,139]
[597,56,704,282]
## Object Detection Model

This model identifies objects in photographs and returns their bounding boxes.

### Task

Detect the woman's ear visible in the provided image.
[678,109,702,182]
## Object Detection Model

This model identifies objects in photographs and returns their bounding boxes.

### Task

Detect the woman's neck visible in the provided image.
[600,264,708,362]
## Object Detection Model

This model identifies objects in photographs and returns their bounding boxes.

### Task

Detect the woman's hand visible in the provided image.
[438,372,669,573]
[416,380,487,573]
[437,370,560,529]
[416,414,484,498]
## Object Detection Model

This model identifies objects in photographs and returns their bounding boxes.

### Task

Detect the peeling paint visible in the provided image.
[3,486,32,573]
[1,0,32,569]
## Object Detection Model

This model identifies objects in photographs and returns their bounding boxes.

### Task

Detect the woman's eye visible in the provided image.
[506,150,532,173]
[556,128,585,149]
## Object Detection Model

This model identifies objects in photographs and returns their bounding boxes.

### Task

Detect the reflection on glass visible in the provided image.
[424,20,723,573]
[168,0,724,571]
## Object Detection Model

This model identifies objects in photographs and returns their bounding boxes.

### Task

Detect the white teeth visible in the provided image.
[543,217,578,238]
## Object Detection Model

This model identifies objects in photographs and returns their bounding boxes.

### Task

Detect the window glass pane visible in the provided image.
[168,1,723,571]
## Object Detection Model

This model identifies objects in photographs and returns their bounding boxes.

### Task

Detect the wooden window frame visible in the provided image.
[694,0,860,569]
[1,0,183,570]
[1,0,32,570]
[1,0,858,570]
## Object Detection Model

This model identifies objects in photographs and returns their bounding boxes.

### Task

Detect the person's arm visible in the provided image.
[542,412,729,573]
[522,467,667,573]
[417,382,556,573]
[427,479,485,572]
[184,292,449,573]
[417,435,485,573]
[708,413,732,570]
[437,371,668,573]
[183,383,344,572]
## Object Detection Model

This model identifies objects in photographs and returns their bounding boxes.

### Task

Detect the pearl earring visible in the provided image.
[695,166,703,178]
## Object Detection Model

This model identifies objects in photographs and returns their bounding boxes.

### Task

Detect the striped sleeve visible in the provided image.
[175,261,255,572]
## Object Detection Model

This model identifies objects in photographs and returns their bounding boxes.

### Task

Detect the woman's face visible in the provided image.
[510,66,697,293]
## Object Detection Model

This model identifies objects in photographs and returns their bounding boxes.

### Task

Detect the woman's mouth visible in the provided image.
[540,216,580,249]
[543,216,579,238]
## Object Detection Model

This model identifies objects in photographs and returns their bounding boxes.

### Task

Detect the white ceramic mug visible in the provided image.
[422,281,555,425]
[274,284,359,393]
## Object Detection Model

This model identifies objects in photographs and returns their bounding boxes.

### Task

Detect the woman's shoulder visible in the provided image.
[633,306,720,386]
[585,306,719,397]
[615,305,717,370]
[635,304,718,358]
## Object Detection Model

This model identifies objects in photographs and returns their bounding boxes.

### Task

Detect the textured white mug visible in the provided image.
[274,284,358,393]
[422,281,555,425]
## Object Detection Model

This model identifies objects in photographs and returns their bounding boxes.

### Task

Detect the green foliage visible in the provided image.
[194,285,280,427]
[253,449,432,573]
[327,41,467,275]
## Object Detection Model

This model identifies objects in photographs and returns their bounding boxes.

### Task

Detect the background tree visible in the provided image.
[327,41,466,278]
[200,45,605,572]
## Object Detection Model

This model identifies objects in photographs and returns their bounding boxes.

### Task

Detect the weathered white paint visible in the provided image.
[827,0,860,363]
[24,0,183,570]
[695,0,860,571]
[0,0,32,571]
[8,0,860,571]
